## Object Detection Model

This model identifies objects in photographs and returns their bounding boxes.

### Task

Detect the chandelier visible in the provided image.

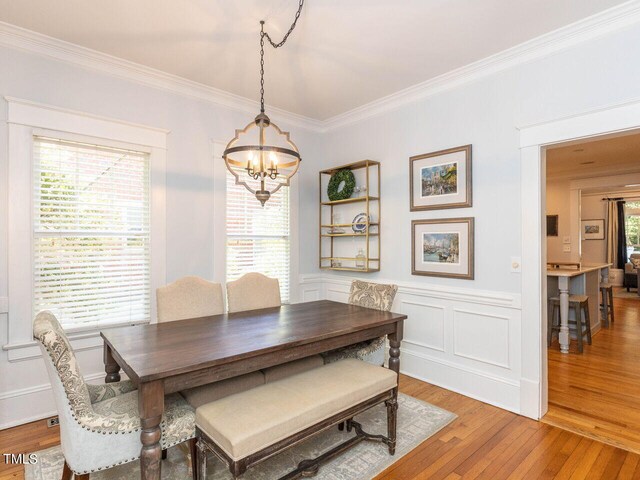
[223,1,305,206]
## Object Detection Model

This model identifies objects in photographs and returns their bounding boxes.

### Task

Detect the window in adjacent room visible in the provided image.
[626,201,640,254]
[33,136,151,329]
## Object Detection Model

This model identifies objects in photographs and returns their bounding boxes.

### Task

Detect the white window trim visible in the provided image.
[211,140,300,304]
[3,97,168,362]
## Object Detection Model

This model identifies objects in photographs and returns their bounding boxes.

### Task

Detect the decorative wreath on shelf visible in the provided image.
[327,169,356,201]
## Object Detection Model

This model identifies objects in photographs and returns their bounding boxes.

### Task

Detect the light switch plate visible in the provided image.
[563,236,571,244]
[563,244,571,252]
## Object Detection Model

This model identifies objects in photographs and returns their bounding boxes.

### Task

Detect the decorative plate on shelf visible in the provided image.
[352,213,370,234]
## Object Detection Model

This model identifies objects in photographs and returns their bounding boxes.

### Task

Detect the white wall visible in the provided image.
[546,179,573,263]
[298,23,640,414]
[0,46,322,428]
[4,19,640,427]
[581,194,608,264]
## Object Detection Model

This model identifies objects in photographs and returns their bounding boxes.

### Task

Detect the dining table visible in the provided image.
[100,299,407,480]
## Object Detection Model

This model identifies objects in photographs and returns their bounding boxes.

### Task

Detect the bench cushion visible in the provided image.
[181,371,265,408]
[196,359,397,460]
[262,355,324,383]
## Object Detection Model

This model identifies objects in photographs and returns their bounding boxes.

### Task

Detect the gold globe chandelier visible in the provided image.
[223,0,305,206]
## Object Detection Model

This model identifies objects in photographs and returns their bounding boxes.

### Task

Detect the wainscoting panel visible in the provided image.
[453,309,510,369]
[299,274,523,414]
[401,300,446,353]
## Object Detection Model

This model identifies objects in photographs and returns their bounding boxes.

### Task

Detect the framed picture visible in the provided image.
[411,218,474,279]
[410,145,472,211]
[546,215,558,237]
[581,219,605,240]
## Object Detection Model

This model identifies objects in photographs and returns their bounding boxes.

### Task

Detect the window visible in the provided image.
[626,201,640,254]
[33,136,150,329]
[226,172,290,303]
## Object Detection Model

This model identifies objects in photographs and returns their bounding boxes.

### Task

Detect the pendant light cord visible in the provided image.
[259,0,305,113]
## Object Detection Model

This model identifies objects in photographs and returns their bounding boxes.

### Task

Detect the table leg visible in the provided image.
[558,277,570,354]
[387,320,403,455]
[388,320,403,376]
[104,343,121,383]
[139,380,164,480]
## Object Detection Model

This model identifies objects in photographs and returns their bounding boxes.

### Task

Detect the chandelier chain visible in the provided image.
[259,0,305,113]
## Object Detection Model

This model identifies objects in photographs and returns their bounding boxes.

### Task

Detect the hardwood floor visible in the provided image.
[544,295,640,455]
[3,372,640,478]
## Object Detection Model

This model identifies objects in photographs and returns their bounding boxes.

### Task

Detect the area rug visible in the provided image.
[25,393,455,480]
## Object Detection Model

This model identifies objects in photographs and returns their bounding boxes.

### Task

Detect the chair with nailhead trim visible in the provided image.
[34,311,197,479]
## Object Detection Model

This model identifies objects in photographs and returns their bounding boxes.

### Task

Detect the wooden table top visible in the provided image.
[101,300,407,383]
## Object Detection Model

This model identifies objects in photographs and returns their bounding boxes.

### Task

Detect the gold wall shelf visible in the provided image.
[319,160,381,272]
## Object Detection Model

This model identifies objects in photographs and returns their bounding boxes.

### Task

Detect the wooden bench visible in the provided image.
[194,359,399,479]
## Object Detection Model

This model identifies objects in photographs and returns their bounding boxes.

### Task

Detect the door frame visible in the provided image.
[518,98,640,419]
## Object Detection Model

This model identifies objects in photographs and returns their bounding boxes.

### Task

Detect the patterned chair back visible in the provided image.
[348,280,398,312]
[33,311,94,420]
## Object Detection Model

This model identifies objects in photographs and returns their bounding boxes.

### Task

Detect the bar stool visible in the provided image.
[548,295,592,353]
[599,283,615,327]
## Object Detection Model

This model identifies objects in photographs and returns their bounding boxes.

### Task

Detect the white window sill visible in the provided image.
[3,319,150,363]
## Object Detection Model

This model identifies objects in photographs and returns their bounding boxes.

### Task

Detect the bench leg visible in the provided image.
[230,460,247,479]
[196,441,207,480]
[385,397,398,455]
[189,438,198,480]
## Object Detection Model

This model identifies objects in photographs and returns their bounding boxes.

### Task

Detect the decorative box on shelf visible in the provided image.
[319,160,380,272]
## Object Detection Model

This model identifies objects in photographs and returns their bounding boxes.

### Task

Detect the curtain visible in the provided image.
[606,201,619,268]
[606,200,627,269]
[616,200,627,269]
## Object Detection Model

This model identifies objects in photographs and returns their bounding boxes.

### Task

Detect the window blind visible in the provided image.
[226,171,290,303]
[33,136,151,329]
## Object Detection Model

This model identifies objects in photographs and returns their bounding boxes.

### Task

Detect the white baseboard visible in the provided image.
[0,372,121,430]
[400,346,521,414]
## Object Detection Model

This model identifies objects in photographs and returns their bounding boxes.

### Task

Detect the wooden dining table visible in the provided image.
[100,299,406,480]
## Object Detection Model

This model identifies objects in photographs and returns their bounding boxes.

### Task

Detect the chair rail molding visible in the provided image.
[299,274,523,414]
[518,97,640,420]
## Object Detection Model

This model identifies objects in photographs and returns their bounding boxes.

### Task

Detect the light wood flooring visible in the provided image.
[3,376,640,479]
[2,296,640,479]
[544,295,640,455]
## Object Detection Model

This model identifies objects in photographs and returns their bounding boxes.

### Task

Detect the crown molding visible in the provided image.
[1,1,640,134]
[320,0,640,132]
[0,21,324,132]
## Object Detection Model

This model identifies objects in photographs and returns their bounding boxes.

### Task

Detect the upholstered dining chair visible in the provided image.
[226,272,325,382]
[226,272,281,313]
[323,280,399,366]
[156,276,224,323]
[155,276,266,409]
[34,311,197,479]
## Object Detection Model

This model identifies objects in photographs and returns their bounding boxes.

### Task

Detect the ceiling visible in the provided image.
[0,0,629,120]
[547,130,640,179]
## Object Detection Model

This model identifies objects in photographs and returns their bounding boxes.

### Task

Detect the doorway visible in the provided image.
[542,132,640,453]
[518,99,640,422]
